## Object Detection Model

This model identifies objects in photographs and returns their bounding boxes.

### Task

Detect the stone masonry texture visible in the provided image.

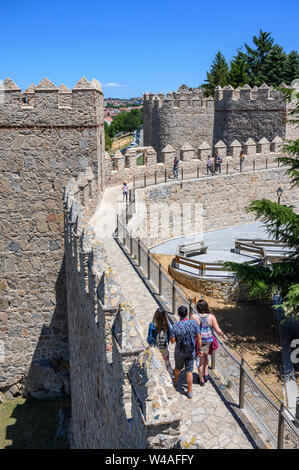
[0,77,105,397]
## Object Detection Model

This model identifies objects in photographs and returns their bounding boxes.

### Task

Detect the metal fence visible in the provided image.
[115,169,299,449]
[126,155,282,193]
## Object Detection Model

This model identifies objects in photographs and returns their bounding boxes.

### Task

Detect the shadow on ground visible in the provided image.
[0,396,70,449]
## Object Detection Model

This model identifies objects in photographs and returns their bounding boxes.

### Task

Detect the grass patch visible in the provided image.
[0,396,70,449]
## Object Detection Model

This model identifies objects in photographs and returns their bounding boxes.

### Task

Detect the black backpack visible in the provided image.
[176,323,194,356]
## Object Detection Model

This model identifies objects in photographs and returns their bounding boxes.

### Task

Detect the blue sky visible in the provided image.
[1,0,298,98]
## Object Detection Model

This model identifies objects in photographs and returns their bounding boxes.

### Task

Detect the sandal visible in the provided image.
[187,392,193,399]
[204,375,209,383]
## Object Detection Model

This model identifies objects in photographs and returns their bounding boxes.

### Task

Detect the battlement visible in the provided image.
[214,83,290,109]
[143,85,213,109]
[0,77,104,127]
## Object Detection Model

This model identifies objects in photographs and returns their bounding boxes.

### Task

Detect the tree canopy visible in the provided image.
[201,30,299,97]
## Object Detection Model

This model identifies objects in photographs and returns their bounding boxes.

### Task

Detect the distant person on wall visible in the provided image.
[214,153,222,174]
[121,181,128,202]
[171,306,202,399]
[239,151,245,171]
[172,155,179,179]
[207,156,214,175]
[191,299,227,386]
[147,307,173,376]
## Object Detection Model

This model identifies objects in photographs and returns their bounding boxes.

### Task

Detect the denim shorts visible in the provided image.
[174,352,194,373]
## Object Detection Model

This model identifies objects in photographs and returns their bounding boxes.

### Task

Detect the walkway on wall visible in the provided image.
[89,183,259,449]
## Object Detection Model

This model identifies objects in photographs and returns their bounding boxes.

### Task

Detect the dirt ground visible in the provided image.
[111,134,133,151]
[153,253,284,401]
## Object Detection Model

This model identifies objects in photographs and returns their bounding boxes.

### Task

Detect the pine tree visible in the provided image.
[284,50,299,85]
[201,52,229,97]
[224,90,299,320]
[260,45,288,87]
[229,49,250,88]
[244,30,275,86]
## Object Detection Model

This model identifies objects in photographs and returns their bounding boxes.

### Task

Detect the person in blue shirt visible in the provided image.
[170,306,202,399]
[147,307,173,376]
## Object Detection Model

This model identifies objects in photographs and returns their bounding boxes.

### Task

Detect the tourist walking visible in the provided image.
[170,306,202,399]
[207,156,214,175]
[239,151,245,171]
[191,299,227,386]
[147,308,173,376]
[214,153,222,174]
[172,155,179,178]
[121,181,128,202]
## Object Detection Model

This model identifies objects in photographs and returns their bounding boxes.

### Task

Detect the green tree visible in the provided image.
[201,51,230,97]
[260,45,288,87]
[104,121,112,151]
[244,30,275,86]
[229,49,250,88]
[224,90,299,320]
[284,50,299,85]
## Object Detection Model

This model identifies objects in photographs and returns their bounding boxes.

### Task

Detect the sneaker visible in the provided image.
[197,377,205,386]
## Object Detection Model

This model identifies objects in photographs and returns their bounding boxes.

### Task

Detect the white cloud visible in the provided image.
[103,82,127,88]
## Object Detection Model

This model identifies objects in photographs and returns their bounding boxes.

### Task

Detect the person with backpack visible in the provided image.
[206,156,214,175]
[172,155,179,179]
[191,299,227,386]
[214,152,222,174]
[170,305,202,399]
[147,307,173,376]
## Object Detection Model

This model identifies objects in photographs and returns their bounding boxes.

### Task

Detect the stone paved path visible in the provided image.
[90,183,256,449]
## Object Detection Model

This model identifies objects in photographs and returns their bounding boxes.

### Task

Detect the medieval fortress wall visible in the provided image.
[143,83,299,158]
[0,75,298,448]
[0,77,105,398]
[64,168,181,448]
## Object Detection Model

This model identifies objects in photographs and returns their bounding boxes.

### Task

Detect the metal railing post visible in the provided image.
[133,175,136,191]
[266,157,268,169]
[277,403,285,449]
[144,174,147,187]
[155,171,157,185]
[129,232,133,255]
[137,237,141,266]
[172,280,176,314]
[197,166,199,178]
[147,249,151,280]
[253,160,255,171]
[165,168,167,182]
[226,162,228,174]
[126,204,128,224]
[239,358,245,409]
[181,168,183,180]
[158,263,162,295]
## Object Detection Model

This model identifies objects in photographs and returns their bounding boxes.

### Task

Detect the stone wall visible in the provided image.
[0,77,104,398]
[143,83,299,158]
[64,171,181,449]
[143,86,214,158]
[212,83,299,147]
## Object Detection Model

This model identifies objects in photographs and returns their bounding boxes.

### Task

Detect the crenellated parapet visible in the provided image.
[0,77,104,128]
[214,83,287,108]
